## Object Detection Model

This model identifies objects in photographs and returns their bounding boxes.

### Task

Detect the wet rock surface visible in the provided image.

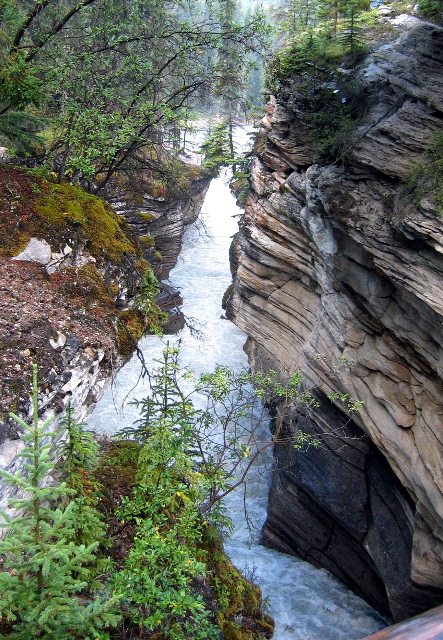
[227,21,443,620]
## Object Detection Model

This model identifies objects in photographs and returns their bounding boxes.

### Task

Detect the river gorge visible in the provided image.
[0,9,442,637]
[87,156,385,639]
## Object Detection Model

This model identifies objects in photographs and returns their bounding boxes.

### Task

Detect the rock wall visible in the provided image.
[227,21,443,620]
[107,175,210,279]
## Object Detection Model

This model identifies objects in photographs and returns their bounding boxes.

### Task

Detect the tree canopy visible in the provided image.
[0,0,268,190]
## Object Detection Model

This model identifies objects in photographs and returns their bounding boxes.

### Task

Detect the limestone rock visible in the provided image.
[107,175,210,279]
[13,238,52,264]
[228,22,443,620]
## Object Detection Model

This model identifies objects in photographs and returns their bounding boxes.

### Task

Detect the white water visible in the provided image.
[87,160,386,639]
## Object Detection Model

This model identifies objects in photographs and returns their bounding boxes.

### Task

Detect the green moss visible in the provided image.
[154,250,162,261]
[200,526,274,640]
[50,263,113,310]
[35,183,139,262]
[135,258,151,274]
[125,192,144,207]
[0,168,142,264]
[140,234,155,247]
[117,309,146,357]
[109,281,119,298]
[136,211,155,222]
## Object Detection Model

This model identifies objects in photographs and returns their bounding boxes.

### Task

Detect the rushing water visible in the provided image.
[87,151,386,639]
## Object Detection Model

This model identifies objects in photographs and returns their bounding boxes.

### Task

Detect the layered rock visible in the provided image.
[106,175,210,279]
[227,21,443,620]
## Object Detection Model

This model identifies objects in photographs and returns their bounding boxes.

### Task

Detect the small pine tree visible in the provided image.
[59,404,108,551]
[200,121,232,177]
[0,365,119,639]
[339,1,366,54]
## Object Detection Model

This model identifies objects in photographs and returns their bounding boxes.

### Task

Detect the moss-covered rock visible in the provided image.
[0,166,164,446]
[0,166,140,262]
[35,182,139,262]
[200,526,274,640]
[117,309,147,357]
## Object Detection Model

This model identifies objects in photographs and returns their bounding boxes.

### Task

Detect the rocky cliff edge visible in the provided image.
[227,20,443,620]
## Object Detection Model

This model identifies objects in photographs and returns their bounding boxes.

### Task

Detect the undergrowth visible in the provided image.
[405,130,443,214]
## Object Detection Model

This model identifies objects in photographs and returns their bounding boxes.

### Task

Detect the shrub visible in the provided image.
[405,130,443,214]
[0,365,119,639]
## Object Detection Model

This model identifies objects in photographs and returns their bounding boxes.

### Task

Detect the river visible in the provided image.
[87,146,386,639]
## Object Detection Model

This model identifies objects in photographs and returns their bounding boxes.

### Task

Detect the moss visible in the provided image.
[140,234,155,247]
[0,167,141,264]
[49,263,113,310]
[109,281,119,298]
[93,440,141,518]
[154,250,162,261]
[117,309,146,357]
[35,182,140,262]
[136,211,155,222]
[135,258,151,274]
[199,526,274,640]
[125,192,144,207]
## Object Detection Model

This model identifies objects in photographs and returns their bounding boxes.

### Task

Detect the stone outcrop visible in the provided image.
[106,175,210,279]
[0,165,209,514]
[227,21,443,620]
[362,604,443,640]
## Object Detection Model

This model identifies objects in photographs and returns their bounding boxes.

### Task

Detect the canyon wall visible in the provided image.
[227,20,443,621]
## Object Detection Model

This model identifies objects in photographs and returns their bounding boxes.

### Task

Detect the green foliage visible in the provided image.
[0,350,363,639]
[118,346,322,522]
[112,429,220,639]
[405,130,443,214]
[0,111,44,153]
[201,121,233,177]
[267,37,366,158]
[230,174,250,206]
[133,268,168,335]
[59,405,108,550]
[338,1,367,54]
[0,54,43,111]
[0,0,268,187]
[417,0,443,21]
[112,348,220,638]
[114,346,334,638]
[61,404,100,488]
[0,365,119,639]
[267,0,372,101]
[117,310,147,357]
[0,48,45,150]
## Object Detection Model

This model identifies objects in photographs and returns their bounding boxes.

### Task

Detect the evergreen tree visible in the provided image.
[200,120,232,176]
[0,365,119,640]
[59,404,108,550]
[0,0,268,186]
